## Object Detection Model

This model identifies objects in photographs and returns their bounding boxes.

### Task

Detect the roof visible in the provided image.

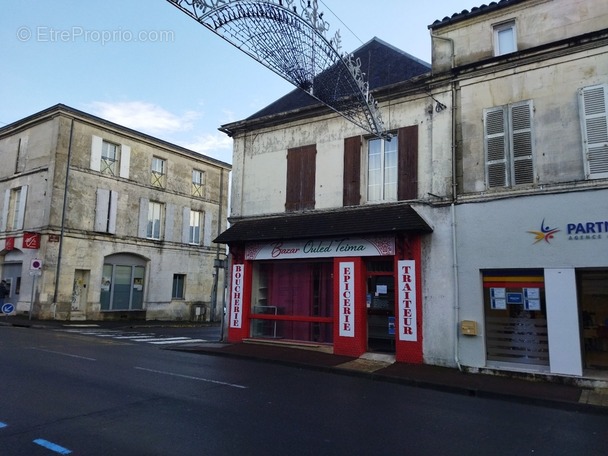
[429,0,527,29]
[214,203,433,243]
[224,37,431,127]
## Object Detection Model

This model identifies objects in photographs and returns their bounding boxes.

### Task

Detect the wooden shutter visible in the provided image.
[511,101,534,185]
[286,145,316,211]
[579,84,608,179]
[484,107,508,188]
[343,136,361,206]
[397,126,418,201]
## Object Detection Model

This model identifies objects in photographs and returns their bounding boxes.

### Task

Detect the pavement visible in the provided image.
[2,315,607,414]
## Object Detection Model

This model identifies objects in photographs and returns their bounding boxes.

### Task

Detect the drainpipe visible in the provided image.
[210,168,224,323]
[52,117,74,320]
[430,30,462,371]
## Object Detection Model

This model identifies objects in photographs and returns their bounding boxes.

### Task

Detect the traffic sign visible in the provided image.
[1,303,14,314]
[30,258,42,270]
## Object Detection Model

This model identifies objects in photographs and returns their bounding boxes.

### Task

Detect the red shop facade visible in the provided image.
[215,204,433,363]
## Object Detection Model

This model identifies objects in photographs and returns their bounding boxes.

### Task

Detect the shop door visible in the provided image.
[367,272,396,353]
[579,270,608,369]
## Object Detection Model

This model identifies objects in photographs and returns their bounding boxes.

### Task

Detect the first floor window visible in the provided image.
[147,202,163,240]
[3,185,28,231]
[189,210,203,245]
[367,136,397,201]
[172,274,186,299]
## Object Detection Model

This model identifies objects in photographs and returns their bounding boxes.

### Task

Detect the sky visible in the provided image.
[1,0,479,164]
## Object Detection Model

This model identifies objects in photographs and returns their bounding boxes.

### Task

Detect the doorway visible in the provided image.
[366,259,395,353]
[579,270,608,369]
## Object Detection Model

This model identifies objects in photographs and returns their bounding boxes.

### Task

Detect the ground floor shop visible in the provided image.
[455,189,608,379]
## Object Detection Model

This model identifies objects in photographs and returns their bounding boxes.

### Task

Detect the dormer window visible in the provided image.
[494,21,517,56]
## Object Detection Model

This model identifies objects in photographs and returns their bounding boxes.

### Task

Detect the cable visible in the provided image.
[319,0,364,47]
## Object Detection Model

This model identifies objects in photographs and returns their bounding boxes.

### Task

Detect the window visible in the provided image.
[151,157,166,188]
[286,145,316,211]
[189,210,203,245]
[2,186,28,231]
[579,84,608,179]
[94,189,118,233]
[368,136,398,201]
[484,101,534,188]
[192,170,205,197]
[101,141,119,176]
[172,274,186,299]
[90,136,131,178]
[100,257,145,311]
[494,21,517,56]
[146,201,163,240]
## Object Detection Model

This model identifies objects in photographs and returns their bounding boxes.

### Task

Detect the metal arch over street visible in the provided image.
[166,0,388,138]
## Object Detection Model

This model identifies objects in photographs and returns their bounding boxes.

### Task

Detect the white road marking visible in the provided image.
[148,338,207,345]
[28,347,96,361]
[134,366,247,389]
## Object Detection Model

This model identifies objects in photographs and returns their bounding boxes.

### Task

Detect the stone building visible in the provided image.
[0,104,230,321]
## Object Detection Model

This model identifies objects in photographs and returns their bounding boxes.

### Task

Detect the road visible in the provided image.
[0,325,606,455]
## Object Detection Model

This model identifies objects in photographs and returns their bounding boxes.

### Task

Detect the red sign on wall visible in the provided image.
[23,232,40,249]
[5,237,15,251]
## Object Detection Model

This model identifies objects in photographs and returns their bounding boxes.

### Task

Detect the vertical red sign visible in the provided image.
[5,237,15,251]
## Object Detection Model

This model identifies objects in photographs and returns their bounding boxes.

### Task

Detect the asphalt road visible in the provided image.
[0,325,606,455]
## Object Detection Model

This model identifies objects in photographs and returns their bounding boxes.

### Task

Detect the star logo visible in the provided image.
[528,219,560,244]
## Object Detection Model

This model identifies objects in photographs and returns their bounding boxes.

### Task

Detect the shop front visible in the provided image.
[215,205,433,363]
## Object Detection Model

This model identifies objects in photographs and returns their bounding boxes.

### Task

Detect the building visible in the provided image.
[0,104,230,321]
[216,37,457,364]
[430,0,608,380]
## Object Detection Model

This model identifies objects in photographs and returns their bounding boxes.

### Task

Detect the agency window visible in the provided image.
[151,157,166,188]
[101,141,119,176]
[146,201,163,240]
[494,21,517,56]
[579,84,608,179]
[172,274,186,299]
[192,170,205,197]
[368,136,398,202]
[189,210,203,245]
[484,100,534,188]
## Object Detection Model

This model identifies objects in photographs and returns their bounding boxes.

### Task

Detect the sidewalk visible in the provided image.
[2,316,607,413]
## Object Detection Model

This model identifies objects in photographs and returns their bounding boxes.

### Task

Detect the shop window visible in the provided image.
[251,261,334,343]
[579,84,608,179]
[285,144,316,211]
[101,261,145,311]
[483,269,549,367]
[579,270,608,369]
[484,100,534,188]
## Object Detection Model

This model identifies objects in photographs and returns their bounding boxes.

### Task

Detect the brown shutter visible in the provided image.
[343,136,361,206]
[398,125,418,201]
[286,145,316,211]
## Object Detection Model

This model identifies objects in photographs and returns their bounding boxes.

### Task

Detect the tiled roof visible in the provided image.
[429,0,527,29]
[214,204,433,243]
[243,37,431,122]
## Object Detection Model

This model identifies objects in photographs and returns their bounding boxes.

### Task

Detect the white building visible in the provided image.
[0,104,230,321]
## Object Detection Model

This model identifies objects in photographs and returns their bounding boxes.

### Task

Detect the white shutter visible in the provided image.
[138,198,149,238]
[182,207,191,244]
[510,101,534,185]
[16,185,27,229]
[90,136,102,172]
[120,144,131,178]
[95,188,110,232]
[579,84,608,179]
[484,106,508,188]
[165,203,174,241]
[108,191,118,234]
[203,211,212,247]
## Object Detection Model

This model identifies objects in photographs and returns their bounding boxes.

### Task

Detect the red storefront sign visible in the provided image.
[4,237,15,251]
[23,232,41,249]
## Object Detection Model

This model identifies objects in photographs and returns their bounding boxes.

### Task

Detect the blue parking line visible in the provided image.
[0,421,7,428]
[33,439,72,455]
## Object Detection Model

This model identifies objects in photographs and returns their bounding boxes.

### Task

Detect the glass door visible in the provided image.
[366,259,395,353]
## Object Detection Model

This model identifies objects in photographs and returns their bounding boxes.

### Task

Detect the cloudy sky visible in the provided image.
[1,0,479,164]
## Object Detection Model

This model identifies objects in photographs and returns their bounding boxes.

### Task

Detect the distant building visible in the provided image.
[0,104,230,321]
[216,0,608,385]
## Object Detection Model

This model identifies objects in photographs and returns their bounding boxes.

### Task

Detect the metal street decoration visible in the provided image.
[166,0,387,137]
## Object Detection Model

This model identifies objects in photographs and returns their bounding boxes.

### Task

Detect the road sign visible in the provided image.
[1,303,14,314]
[30,258,42,270]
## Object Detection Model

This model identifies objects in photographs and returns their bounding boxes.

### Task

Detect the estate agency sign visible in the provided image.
[245,236,395,260]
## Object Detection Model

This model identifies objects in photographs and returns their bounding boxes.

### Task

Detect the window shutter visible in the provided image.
[1,189,9,232]
[579,84,608,179]
[397,126,418,200]
[138,198,149,238]
[343,136,361,206]
[16,185,27,229]
[182,207,190,243]
[108,190,117,234]
[90,136,102,172]
[484,107,509,188]
[95,188,110,232]
[120,144,131,179]
[511,101,534,185]
[165,203,175,241]
[285,145,316,211]
[203,211,212,247]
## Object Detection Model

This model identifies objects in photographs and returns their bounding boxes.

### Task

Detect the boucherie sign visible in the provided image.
[245,236,395,260]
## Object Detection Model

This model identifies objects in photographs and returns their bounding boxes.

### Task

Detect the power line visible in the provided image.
[319,0,364,47]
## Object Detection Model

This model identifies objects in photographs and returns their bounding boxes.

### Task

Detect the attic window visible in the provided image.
[494,20,517,56]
